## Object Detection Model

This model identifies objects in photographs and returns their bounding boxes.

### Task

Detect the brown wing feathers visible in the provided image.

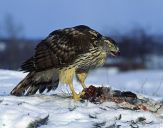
[22,25,102,72]
[11,25,103,96]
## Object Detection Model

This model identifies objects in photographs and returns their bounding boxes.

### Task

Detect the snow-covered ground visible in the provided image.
[0,69,163,128]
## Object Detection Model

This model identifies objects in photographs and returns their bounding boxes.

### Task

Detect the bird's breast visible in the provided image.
[94,51,107,67]
[75,49,107,69]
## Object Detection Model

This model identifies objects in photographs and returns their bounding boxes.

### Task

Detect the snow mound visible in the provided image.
[0,69,163,128]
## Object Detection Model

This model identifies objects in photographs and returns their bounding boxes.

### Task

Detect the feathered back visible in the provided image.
[21,25,102,72]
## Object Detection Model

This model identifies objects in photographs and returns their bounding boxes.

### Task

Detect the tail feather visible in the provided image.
[47,79,59,92]
[39,84,47,93]
[25,84,39,96]
[10,73,33,96]
[10,72,59,96]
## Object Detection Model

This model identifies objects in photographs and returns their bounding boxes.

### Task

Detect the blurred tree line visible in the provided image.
[108,29,163,70]
[0,14,38,69]
[0,15,163,70]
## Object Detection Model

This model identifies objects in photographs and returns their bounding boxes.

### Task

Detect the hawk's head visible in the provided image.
[100,37,120,56]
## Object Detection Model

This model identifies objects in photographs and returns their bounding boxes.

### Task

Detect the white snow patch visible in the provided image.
[0,69,163,128]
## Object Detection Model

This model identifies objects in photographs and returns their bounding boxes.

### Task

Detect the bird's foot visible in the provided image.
[72,91,85,101]
[79,91,85,97]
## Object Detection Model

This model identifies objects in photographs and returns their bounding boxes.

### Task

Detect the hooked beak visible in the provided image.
[110,49,120,56]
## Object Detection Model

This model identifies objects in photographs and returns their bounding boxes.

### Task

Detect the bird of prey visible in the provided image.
[10,25,120,100]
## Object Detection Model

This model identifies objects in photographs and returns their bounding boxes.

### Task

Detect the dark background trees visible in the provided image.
[0,15,163,70]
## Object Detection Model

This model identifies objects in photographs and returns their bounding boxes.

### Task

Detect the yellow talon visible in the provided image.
[72,91,85,101]
[79,91,85,96]
[72,92,81,101]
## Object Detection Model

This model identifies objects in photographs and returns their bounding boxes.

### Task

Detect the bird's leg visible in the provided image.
[76,69,89,97]
[77,73,86,89]
[76,70,88,89]
[68,82,81,101]
[64,68,82,100]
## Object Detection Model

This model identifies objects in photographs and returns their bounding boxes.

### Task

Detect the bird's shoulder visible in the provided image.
[21,25,102,72]
[48,25,102,48]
